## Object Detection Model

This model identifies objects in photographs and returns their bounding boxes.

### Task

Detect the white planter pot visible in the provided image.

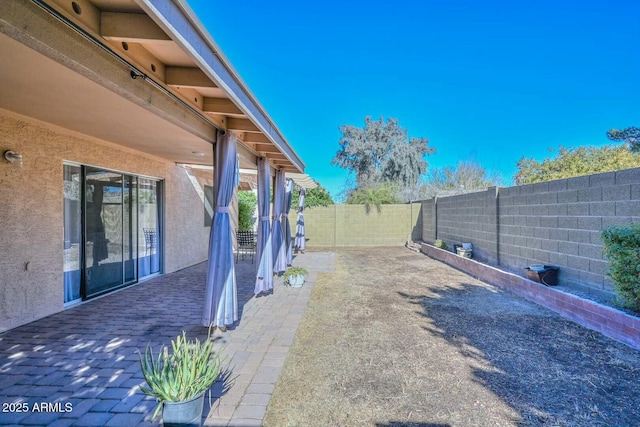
[457,248,473,258]
[287,274,305,287]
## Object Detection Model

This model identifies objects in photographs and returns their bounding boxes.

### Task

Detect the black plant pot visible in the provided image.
[524,266,559,286]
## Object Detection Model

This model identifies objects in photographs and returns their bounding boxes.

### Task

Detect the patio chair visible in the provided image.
[236,229,257,264]
[143,228,157,255]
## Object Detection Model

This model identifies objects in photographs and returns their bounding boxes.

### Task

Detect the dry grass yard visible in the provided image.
[264,247,640,427]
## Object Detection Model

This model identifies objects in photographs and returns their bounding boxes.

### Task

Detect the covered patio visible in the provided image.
[1,0,308,336]
[0,252,334,426]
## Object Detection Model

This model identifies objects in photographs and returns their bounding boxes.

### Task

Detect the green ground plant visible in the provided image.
[601,224,640,312]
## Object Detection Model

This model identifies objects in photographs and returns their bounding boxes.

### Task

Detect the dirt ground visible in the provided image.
[263,247,640,427]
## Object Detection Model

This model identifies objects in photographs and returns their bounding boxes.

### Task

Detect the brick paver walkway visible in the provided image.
[0,252,334,427]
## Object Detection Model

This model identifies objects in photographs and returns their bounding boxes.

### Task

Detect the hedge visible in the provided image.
[601,223,640,311]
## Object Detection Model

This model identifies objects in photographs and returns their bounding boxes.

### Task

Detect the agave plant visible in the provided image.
[139,329,222,420]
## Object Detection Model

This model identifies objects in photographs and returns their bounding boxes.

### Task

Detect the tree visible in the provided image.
[607,127,640,153]
[424,161,503,197]
[238,190,257,230]
[291,183,334,209]
[515,144,640,185]
[345,182,401,213]
[331,116,434,189]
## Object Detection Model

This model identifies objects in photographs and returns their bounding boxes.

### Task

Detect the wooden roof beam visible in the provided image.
[203,97,243,115]
[227,117,260,133]
[166,67,218,88]
[243,133,271,144]
[253,143,281,153]
[101,12,170,42]
[265,156,290,165]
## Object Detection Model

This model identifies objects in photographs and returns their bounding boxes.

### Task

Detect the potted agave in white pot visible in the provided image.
[139,329,222,426]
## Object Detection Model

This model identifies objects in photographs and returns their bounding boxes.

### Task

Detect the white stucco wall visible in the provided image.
[0,110,212,332]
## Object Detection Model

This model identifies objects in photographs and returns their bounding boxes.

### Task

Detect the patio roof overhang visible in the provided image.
[182,165,318,191]
[237,169,318,190]
[0,0,304,173]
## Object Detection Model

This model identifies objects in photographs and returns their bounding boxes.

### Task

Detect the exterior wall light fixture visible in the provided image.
[4,150,23,168]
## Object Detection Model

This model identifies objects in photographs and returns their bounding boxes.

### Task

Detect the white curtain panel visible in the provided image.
[294,188,306,252]
[202,131,238,328]
[272,170,287,274]
[254,157,273,294]
[283,179,294,266]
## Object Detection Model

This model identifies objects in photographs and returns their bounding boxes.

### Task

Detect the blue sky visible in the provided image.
[187,0,639,201]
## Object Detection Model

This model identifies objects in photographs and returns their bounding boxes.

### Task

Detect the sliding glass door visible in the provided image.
[63,165,82,303]
[138,178,160,277]
[63,164,162,303]
[85,168,129,297]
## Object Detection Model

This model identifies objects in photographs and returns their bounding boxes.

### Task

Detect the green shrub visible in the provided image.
[434,239,448,250]
[238,191,257,231]
[601,224,640,311]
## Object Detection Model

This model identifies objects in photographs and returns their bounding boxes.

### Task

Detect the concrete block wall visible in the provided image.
[422,199,436,243]
[291,204,420,247]
[498,169,640,296]
[410,203,423,242]
[340,204,413,246]
[291,206,336,247]
[427,188,499,264]
[419,168,640,299]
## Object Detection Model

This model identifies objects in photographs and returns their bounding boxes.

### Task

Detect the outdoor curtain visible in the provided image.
[283,179,294,266]
[294,187,306,252]
[87,183,108,266]
[202,131,238,328]
[254,157,273,294]
[272,169,287,274]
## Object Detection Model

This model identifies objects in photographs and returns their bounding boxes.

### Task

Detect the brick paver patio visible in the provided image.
[0,252,334,426]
